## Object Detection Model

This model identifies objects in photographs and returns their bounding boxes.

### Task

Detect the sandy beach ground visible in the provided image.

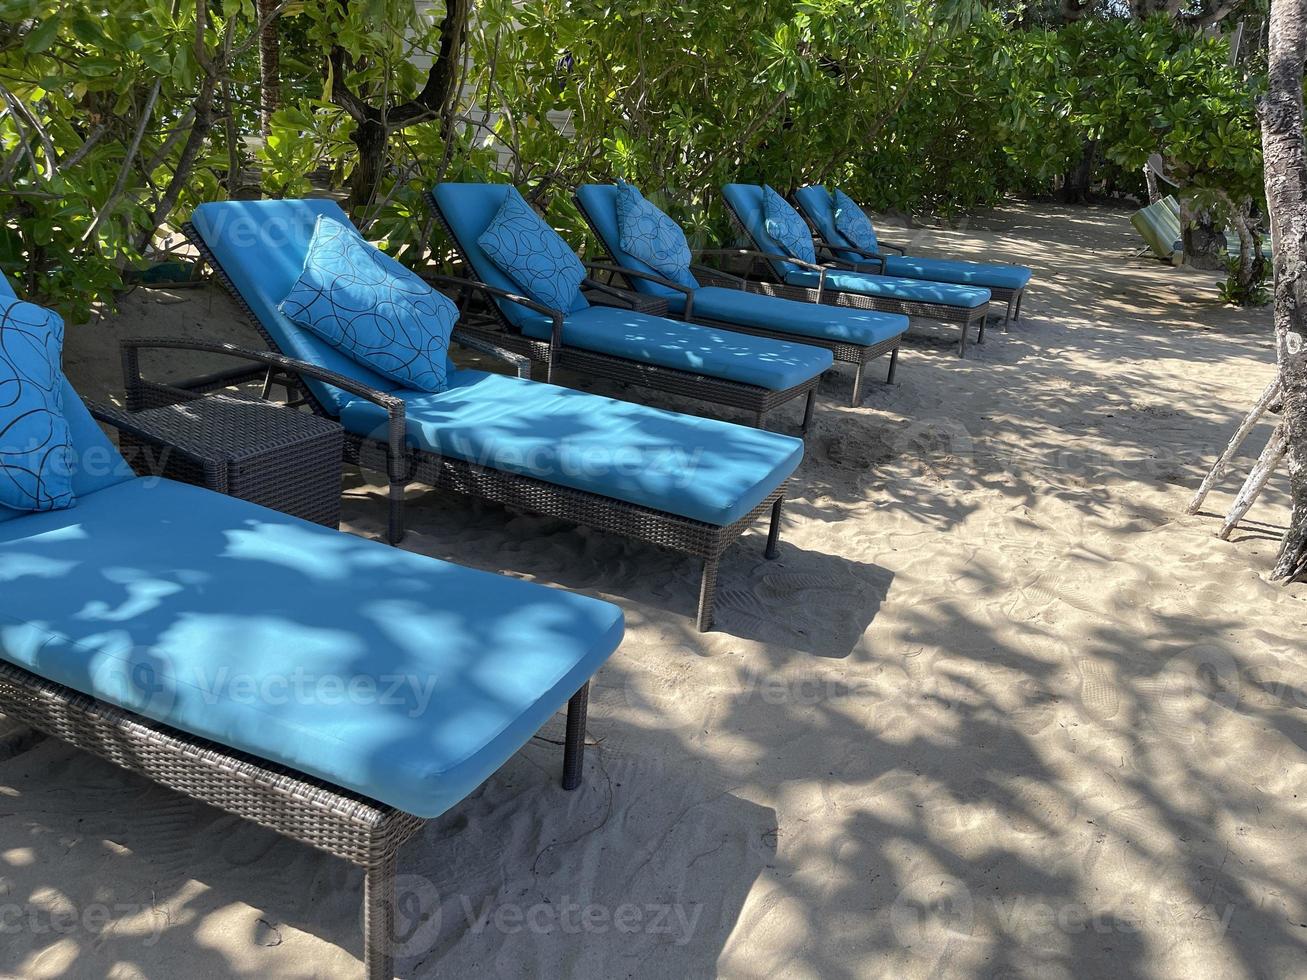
[2,201,1304,979]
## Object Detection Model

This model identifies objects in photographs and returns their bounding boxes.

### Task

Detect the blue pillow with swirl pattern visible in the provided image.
[762,185,816,265]
[279,216,457,393]
[476,189,588,314]
[615,181,697,287]
[832,188,880,254]
[0,298,75,513]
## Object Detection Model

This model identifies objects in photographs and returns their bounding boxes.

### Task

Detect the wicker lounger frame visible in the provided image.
[423,190,820,434]
[572,198,901,407]
[719,194,992,358]
[0,404,594,979]
[173,224,788,632]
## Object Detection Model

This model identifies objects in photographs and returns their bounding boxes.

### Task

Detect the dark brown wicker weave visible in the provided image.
[112,392,344,528]
[572,199,901,407]
[423,190,820,434]
[0,404,597,980]
[718,194,991,358]
[172,225,791,632]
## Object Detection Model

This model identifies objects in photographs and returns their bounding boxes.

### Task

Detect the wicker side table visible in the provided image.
[115,394,344,528]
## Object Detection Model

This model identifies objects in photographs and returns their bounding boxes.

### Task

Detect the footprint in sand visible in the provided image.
[1074,659,1121,722]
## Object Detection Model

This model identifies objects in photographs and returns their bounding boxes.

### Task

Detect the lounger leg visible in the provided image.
[958,321,968,358]
[1014,291,1025,321]
[562,682,590,791]
[387,481,406,546]
[765,497,784,560]
[1004,295,1015,332]
[976,315,986,345]
[851,361,866,407]
[696,558,720,633]
[364,853,397,980]
[885,347,900,386]
[800,388,817,434]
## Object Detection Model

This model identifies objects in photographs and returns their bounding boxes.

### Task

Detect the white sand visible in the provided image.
[3,201,1304,979]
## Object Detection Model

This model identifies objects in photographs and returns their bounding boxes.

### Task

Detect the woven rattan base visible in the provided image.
[0,660,591,978]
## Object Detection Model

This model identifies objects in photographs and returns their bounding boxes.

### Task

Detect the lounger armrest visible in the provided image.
[424,272,565,379]
[583,262,695,320]
[117,337,409,484]
[817,241,885,273]
[450,328,532,379]
[85,400,228,490]
[694,248,830,301]
[875,240,907,254]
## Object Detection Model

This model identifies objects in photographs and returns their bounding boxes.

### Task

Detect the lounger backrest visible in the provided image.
[1131,199,1182,260]
[574,184,697,299]
[189,199,402,415]
[720,183,807,279]
[792,186,862,265]
[0,275,134,525]
[431,183,590,332]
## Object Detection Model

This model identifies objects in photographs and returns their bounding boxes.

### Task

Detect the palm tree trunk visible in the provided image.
[1260,0,1307,580]
[258,0,280,134]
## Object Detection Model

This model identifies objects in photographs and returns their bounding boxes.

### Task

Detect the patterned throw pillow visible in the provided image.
[0,298,75,513]
[615,182,697,288]
[476,189,587,313]
[832,188,880,254]
[762,185,816,265]
[279,216,457,393]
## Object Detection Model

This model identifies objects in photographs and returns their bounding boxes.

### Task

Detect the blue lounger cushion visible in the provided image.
[881,254,1031,291]
[339,368,804,527]
[575,184,908,346]
[793,186,1032,292]
[675,287,907,346]
[515,304,833,392]
[191,200,415,414]
[784,268,992,309]
[0,477,623,818]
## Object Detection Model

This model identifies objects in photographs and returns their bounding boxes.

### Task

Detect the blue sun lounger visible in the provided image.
[0,275,623,978]
[721,183,993,357]
[186,198,805,631]
[794,185,1033,327]
[574,182,909,406]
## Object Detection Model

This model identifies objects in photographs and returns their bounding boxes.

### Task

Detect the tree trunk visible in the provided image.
[1260,0,1307,580]
[347,115,388,211]
[258,0,280,134]
[333,0,472,213]
[1180,198,1228,271]
[1062,139,1098,203]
